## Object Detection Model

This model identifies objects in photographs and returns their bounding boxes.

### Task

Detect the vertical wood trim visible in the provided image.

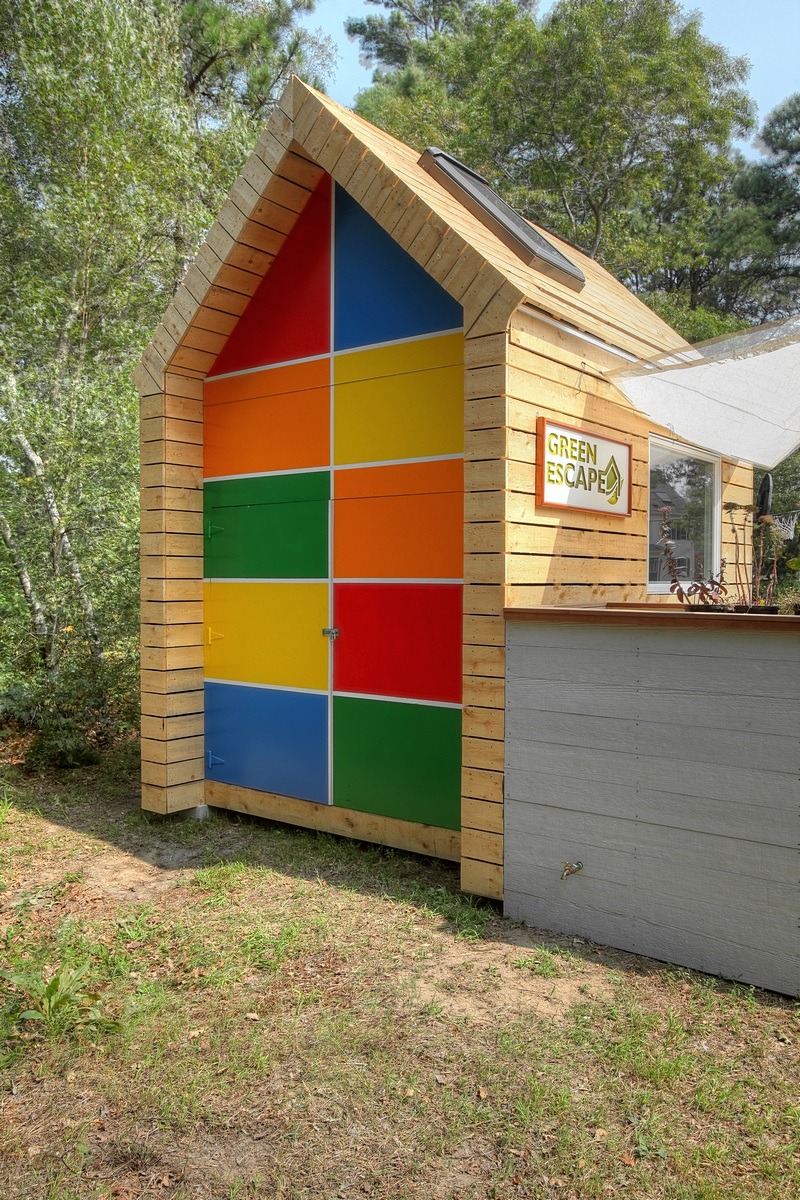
[138,363,205,815]
[460,324,512,901]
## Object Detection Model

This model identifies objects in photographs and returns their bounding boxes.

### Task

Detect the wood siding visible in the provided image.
[504,614,800,997]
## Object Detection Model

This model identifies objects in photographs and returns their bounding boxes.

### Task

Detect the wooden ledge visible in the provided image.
[503,604,800,633]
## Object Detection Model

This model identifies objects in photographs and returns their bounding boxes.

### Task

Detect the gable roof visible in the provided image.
[135,76,687,396]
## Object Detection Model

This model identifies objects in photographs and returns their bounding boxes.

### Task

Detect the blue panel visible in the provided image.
[334,185,463,351]
[205,682,328,803]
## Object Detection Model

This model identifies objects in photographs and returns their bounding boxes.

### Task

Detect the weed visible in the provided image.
[0,961,116,1036]
[513,947,562,977]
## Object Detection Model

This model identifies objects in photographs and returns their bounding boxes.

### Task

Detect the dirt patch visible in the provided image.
[409,931,612,1025]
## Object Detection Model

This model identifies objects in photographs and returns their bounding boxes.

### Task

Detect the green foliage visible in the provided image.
[0,961,116,1036]
[0,0,329,752]
[644,292,749,344]
[353,0,753,272]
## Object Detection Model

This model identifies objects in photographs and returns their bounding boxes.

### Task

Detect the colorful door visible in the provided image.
[203,174,464,830]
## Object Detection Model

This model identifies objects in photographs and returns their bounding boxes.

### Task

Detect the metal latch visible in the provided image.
[322,627,340,639]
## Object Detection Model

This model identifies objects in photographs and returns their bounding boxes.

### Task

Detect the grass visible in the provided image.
[0,759,798,1199]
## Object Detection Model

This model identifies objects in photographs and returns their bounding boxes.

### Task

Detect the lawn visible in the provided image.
[0,755,797,1199]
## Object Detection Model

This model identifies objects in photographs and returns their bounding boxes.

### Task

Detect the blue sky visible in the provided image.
[303,0,800,155]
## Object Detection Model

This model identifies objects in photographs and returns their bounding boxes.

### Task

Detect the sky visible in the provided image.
[302,0,800,156]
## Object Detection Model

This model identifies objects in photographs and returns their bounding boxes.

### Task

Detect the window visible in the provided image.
[648,438,720,591]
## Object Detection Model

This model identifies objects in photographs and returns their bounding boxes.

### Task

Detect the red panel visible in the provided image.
[334,583,462,704]
[210,174,331,376]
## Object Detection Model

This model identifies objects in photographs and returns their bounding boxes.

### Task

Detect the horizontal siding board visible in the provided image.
[504,881,798,997]
[504,769,797,845]
[506,700,799,759]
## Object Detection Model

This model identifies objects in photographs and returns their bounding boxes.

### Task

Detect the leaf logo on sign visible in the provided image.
[600,455,622,505]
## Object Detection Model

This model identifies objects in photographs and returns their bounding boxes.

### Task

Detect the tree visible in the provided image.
[346,0,479,72]
[0,0,327,754]
[352,0,753,274]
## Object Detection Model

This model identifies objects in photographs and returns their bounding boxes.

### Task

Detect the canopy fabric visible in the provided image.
[611,316,800,469]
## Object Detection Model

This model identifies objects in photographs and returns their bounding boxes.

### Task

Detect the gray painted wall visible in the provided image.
[504,618,800,996]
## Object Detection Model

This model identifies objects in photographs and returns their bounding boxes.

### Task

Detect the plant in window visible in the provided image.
[724,502,785,611]
[659,507,728,607]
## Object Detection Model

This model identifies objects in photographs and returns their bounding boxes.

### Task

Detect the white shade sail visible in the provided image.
[612,316,800,469]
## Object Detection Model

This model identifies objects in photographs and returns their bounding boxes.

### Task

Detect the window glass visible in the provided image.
[648,441,718,589]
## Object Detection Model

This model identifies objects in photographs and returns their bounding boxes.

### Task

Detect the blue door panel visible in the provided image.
[205,681,328,803]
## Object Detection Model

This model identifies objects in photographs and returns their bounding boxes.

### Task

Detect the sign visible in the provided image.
[536,418,632,516]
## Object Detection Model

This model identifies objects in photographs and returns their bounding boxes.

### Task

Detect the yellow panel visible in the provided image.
[204,582,328,690]
[334,332,463,385]
[334,335,464,466]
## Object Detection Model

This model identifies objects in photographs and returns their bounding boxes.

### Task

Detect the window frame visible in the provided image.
[647,436,722,595]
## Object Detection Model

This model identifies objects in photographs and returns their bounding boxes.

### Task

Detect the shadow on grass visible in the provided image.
[0,751,794,1013]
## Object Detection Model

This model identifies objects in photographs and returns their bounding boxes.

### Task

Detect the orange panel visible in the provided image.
[205,357,328,406]
[204,359,330,478]
[334,489,463,579]
[334,458,463,500]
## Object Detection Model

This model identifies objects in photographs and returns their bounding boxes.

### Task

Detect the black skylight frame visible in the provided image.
[418,147,585,292]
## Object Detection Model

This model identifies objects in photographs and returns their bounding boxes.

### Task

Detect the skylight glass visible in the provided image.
[418,147,585,291]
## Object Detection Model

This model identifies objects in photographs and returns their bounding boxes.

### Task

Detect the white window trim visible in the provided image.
[648,436,722,595]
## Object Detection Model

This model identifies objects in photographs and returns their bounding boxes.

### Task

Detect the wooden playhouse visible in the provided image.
[136,77,753,903]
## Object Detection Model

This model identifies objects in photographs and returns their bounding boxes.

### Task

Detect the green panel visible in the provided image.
[205,472,330,510]
[333,697,461,830]
[205,473,329,579]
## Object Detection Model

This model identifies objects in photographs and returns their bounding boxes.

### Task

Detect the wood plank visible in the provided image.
[462,766,503,803]
[140,555,203,581]
[141,417,202,446]
[463,736,504,772]
[140,667,204,695]
[141,780,205,815]
[140,510,202,535]
[141,689,204,719]
[139,532,204,558]
[141,622,203,648]
[462,797,503,835]
[462,674,505,708]
[206,781,461,862]
[463,704,504,741]
[465,332,507,370]
[464,554,506,585]
[141,464,203,489]
[465,459,506,492]
[141,644,203,672]
[463,583,505,617]
[463,614,505,646]
[141,735,205,766]
[313,123,354,176]
[163,373,204,400]
[141,395,202,423]
[141,713,204,741]
[330,135,368,191]
[460,857,503,900]
[141,601,203,625]
[465,490,504,522]
[463,645,505,678]
[141,578,203,602]
[461,827,503,866]
[142,758,204,787]
[506,554,645,587]
[302,111,341,166]
[465,277,521,339]
[141,486,203,515]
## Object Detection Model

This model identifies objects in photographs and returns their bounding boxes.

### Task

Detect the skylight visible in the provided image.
[418,147,585,291]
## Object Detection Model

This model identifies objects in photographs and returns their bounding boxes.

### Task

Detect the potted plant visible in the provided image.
[724,502,784,613]
[658,507,728,609]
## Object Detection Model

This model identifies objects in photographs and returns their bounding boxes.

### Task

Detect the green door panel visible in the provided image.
[204,473,330,580]
[333,696,461,830]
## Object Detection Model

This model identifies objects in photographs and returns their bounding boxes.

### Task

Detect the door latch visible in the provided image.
[322,627,340,639]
